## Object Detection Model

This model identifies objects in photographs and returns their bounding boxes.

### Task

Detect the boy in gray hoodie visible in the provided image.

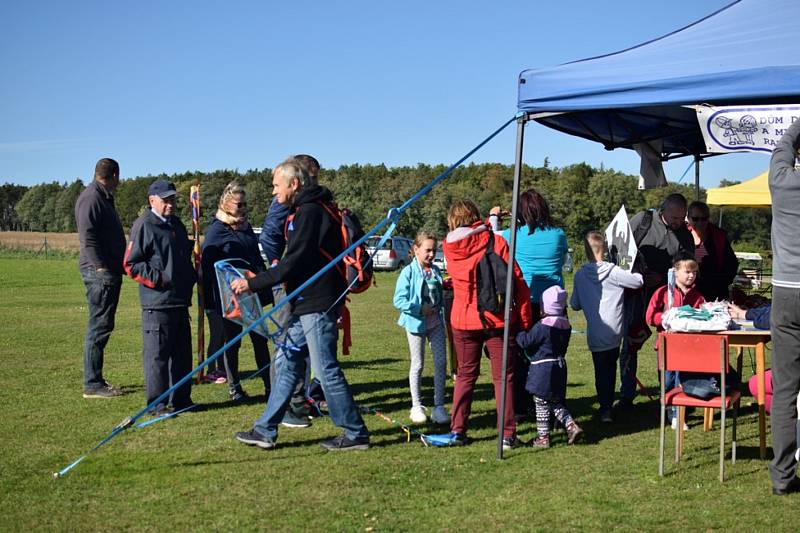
[571,231,643,423]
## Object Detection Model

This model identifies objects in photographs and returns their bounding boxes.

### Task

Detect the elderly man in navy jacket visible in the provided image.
[124,180,197,415]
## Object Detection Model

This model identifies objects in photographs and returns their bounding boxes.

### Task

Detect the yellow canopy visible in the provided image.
[706,171,771,207]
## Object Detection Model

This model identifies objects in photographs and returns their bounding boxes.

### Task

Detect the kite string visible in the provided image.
[54,114,517,478]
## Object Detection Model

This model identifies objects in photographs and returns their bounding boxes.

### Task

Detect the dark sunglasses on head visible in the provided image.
[690,216,708,222]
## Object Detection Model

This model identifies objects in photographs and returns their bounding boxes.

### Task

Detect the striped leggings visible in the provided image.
[534,396,574,438]
[406,321,447,409]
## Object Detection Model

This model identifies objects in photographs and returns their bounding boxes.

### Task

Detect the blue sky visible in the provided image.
[0,1,769,187]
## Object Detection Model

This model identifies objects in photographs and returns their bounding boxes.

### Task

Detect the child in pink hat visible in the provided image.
[516,285,582,448]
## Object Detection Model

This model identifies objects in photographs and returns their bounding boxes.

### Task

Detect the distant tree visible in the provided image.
[15,182,62,231]
[53,179,85,232]
[0,183,28,230]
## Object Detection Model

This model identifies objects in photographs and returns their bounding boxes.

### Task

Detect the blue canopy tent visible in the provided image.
[493,0,800,458]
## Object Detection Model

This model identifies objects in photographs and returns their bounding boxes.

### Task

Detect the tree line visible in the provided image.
[0,162,772,258]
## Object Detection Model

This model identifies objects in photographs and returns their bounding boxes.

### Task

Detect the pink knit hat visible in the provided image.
[541,285,567,316]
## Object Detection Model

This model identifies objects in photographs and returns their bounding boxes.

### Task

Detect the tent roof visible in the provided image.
[706,170,771,206]
[517,0,800,156]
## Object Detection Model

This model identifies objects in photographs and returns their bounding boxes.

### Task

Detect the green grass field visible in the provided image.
[0,253,795,531]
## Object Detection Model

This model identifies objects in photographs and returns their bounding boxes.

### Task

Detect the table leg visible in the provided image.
[757,341,766,460]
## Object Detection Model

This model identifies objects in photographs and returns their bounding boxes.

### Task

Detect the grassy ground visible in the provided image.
[0,254,795,531]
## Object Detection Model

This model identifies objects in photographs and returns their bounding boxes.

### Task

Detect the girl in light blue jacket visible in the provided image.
[393,232,450,425]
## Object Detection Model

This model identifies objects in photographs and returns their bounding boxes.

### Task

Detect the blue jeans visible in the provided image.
[254,309,368,441]
[591,347,619,412]
[81,268,122,390]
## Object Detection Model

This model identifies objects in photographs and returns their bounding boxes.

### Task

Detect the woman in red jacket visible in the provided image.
[440,200,533,449]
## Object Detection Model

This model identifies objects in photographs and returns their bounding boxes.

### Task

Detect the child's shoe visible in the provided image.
[431,406,451,424]
[566,421,583,444]
[530,435,550,448]
[410,406,427,424]
[670,417,689,431]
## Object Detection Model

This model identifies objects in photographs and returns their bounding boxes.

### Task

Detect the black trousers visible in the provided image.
[769,286,800,489]
[142,307,192,409]
[206,310,270,394]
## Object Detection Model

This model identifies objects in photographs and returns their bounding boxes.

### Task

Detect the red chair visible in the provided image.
[657,332,740,482]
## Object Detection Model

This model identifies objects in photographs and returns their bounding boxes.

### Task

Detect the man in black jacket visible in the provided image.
[75,158,126,398]
[232,160,369,451]
[124,180,197,415]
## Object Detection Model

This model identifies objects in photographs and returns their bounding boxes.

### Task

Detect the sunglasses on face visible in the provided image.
[690,216,709,222]
[236,202,247,208]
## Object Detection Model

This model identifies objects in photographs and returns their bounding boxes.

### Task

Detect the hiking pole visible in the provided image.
[191,184,206,383]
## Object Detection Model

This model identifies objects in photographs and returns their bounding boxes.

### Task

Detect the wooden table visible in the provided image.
[715,326,771,459]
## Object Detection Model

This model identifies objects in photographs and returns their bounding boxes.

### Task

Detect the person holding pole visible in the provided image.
[233,160,369,451]
[75,157,126,398]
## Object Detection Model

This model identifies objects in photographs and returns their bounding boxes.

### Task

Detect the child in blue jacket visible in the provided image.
[393,232,450,425]
[516,285,583,447]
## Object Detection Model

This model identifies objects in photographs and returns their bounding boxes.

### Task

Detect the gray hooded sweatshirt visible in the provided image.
[570,261,643,352]
[770,118,800,288]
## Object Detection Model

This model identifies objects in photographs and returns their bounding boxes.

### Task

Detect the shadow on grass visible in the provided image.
[340,357,399,369]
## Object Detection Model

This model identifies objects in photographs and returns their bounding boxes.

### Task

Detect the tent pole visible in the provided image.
[498,115,526,460]
[694,156,701,201]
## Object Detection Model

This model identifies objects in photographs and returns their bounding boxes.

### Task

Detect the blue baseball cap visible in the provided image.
[148,179,177,198]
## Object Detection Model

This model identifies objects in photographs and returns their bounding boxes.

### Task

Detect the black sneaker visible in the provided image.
[319,433,369,451]
[229,386,248,402]
[281,410,312,428]
[773,477,800,496]
[235,429,276,449]
[83,383,123,399]
[149,404,174,417]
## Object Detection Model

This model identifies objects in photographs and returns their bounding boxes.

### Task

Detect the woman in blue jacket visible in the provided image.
[393,231,450,425]
[201,182,270,401]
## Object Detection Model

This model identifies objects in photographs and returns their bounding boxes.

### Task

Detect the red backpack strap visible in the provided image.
[316,200,347,280]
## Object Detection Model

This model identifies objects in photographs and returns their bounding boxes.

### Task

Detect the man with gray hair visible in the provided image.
[75,157,126,398]
[768,118,800,495]
[260,155,321,428]
[232,160,370,451]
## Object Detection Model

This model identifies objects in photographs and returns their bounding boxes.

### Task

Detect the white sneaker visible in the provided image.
[431,406,451,424]
[670,418,689,431]
[410,406,427,424]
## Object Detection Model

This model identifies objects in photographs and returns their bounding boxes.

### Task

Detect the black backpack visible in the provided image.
[476,231,509,328]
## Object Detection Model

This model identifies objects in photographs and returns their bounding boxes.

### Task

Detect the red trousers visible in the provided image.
[450,327,516,438]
